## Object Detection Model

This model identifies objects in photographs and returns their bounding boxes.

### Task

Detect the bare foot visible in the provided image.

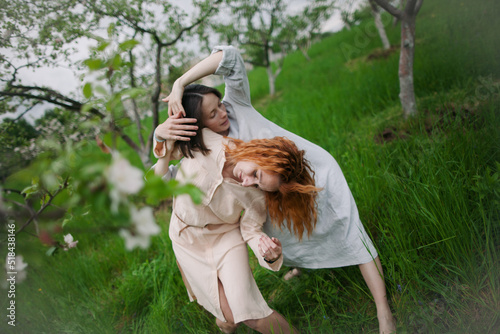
[283,268,302,281]
[378,313,396,334]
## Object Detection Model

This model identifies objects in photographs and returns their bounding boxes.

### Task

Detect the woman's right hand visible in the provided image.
[163,80,186,117]
[154,112,198,150]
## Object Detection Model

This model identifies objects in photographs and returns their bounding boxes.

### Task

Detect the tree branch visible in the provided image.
[15,176,70,235]
[372,0,403,19]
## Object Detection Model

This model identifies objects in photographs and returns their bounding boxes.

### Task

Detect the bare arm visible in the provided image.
[163,50,224,116]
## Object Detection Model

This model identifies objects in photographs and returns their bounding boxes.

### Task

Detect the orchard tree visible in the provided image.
[216,0,291,97]
[0,0,215,260]
[372,0,424,117]
[285,0,335,61]
[0,0,221,166]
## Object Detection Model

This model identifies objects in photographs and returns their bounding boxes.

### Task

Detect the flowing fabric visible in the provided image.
[214,45,378,269]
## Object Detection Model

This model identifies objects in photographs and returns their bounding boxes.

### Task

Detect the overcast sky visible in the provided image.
[2,0,351,124]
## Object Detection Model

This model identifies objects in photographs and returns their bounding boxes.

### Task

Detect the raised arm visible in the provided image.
[163,50,223,116]
[212,45,252,107]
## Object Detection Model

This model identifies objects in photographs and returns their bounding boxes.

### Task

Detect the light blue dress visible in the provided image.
[213,46,378,269]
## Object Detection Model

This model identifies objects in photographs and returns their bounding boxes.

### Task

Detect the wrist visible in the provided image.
[174,77,188,90]
[153,129,165,142]
[264,253,281,264]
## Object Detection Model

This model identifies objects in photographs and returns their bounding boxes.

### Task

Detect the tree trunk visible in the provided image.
[372,0,422,117]
[399,15,417,118]
[370,1,391,50]
[300,45,311,61]
[266,65,276,97]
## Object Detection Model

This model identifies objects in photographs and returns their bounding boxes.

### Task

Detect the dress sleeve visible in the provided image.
[212,45,252,108]
[240,196,283,271]
[152,140,183,180]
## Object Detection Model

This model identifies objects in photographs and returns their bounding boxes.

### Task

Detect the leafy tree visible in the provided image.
[0,118,38,181]
[340,0,371,30]
[371,0,424,117]
[285,0,335,61]
[214,0,291,97]
[0,0,213,257]
[0,0,221,167]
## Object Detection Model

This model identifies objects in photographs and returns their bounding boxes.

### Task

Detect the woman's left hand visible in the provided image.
[258,236,282,262]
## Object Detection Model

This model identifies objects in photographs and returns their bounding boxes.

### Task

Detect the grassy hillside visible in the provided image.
[2,0,499,333]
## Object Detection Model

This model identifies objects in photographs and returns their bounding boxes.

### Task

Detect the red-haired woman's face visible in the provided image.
[201,93,230,136]
[232,161,280,192]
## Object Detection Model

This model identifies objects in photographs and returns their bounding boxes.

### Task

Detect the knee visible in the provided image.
[216,318,239,333]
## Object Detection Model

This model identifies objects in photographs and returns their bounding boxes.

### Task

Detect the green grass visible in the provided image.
[2,0,499,333]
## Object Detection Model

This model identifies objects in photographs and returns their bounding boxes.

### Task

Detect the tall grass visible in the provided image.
[2,0,499,333]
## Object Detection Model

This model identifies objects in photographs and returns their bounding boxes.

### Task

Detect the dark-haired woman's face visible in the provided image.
[201,93,230,136]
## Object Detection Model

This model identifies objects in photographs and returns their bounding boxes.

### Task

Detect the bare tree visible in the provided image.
[371,0,424,117]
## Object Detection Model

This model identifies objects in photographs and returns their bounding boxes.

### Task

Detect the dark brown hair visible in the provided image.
[176,84,222,158]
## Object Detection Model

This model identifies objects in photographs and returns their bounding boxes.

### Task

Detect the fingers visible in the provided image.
[156,116,199,142]
[258,235,282,261]
[271,237,282,247]
[167,100,186,117]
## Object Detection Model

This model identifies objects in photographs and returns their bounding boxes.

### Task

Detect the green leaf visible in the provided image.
[21,184,39,198]
[107,23,116,37]
[118,39,139,51]
[97,41,110,51]
[83,82,92,99]
[84,58,103,70]
[94,85,108,95]
[173,183,204,204]
[62,217,72,227]
[111,54,122,69]
[46,247,57,256]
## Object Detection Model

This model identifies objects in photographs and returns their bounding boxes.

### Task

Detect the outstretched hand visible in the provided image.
[258,236,282,263]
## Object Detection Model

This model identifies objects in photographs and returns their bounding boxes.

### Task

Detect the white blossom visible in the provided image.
[63,233,79,251]
[130,206,160,237]
[119,229,152,250]
[106,154,144,195]
[118,206,160,251]
[106,153,145,212]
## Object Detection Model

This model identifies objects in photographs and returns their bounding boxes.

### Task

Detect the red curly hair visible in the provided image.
[225,136,321,241]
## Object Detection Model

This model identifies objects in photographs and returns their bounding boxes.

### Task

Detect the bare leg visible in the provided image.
[359,256,396,334]
[243,311,299,334]
[217,278,297,334]
[216,279,239,333]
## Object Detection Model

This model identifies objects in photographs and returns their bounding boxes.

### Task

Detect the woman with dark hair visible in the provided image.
[155,46,396,334]
[154,122,318,333]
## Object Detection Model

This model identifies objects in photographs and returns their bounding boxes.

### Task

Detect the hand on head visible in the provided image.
[155,112,198,148]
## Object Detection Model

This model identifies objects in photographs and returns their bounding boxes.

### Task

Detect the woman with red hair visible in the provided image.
[155,126,318,333]
[154,45,396,334]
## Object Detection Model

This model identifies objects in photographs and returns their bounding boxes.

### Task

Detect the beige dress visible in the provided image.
[167,129,282,323]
